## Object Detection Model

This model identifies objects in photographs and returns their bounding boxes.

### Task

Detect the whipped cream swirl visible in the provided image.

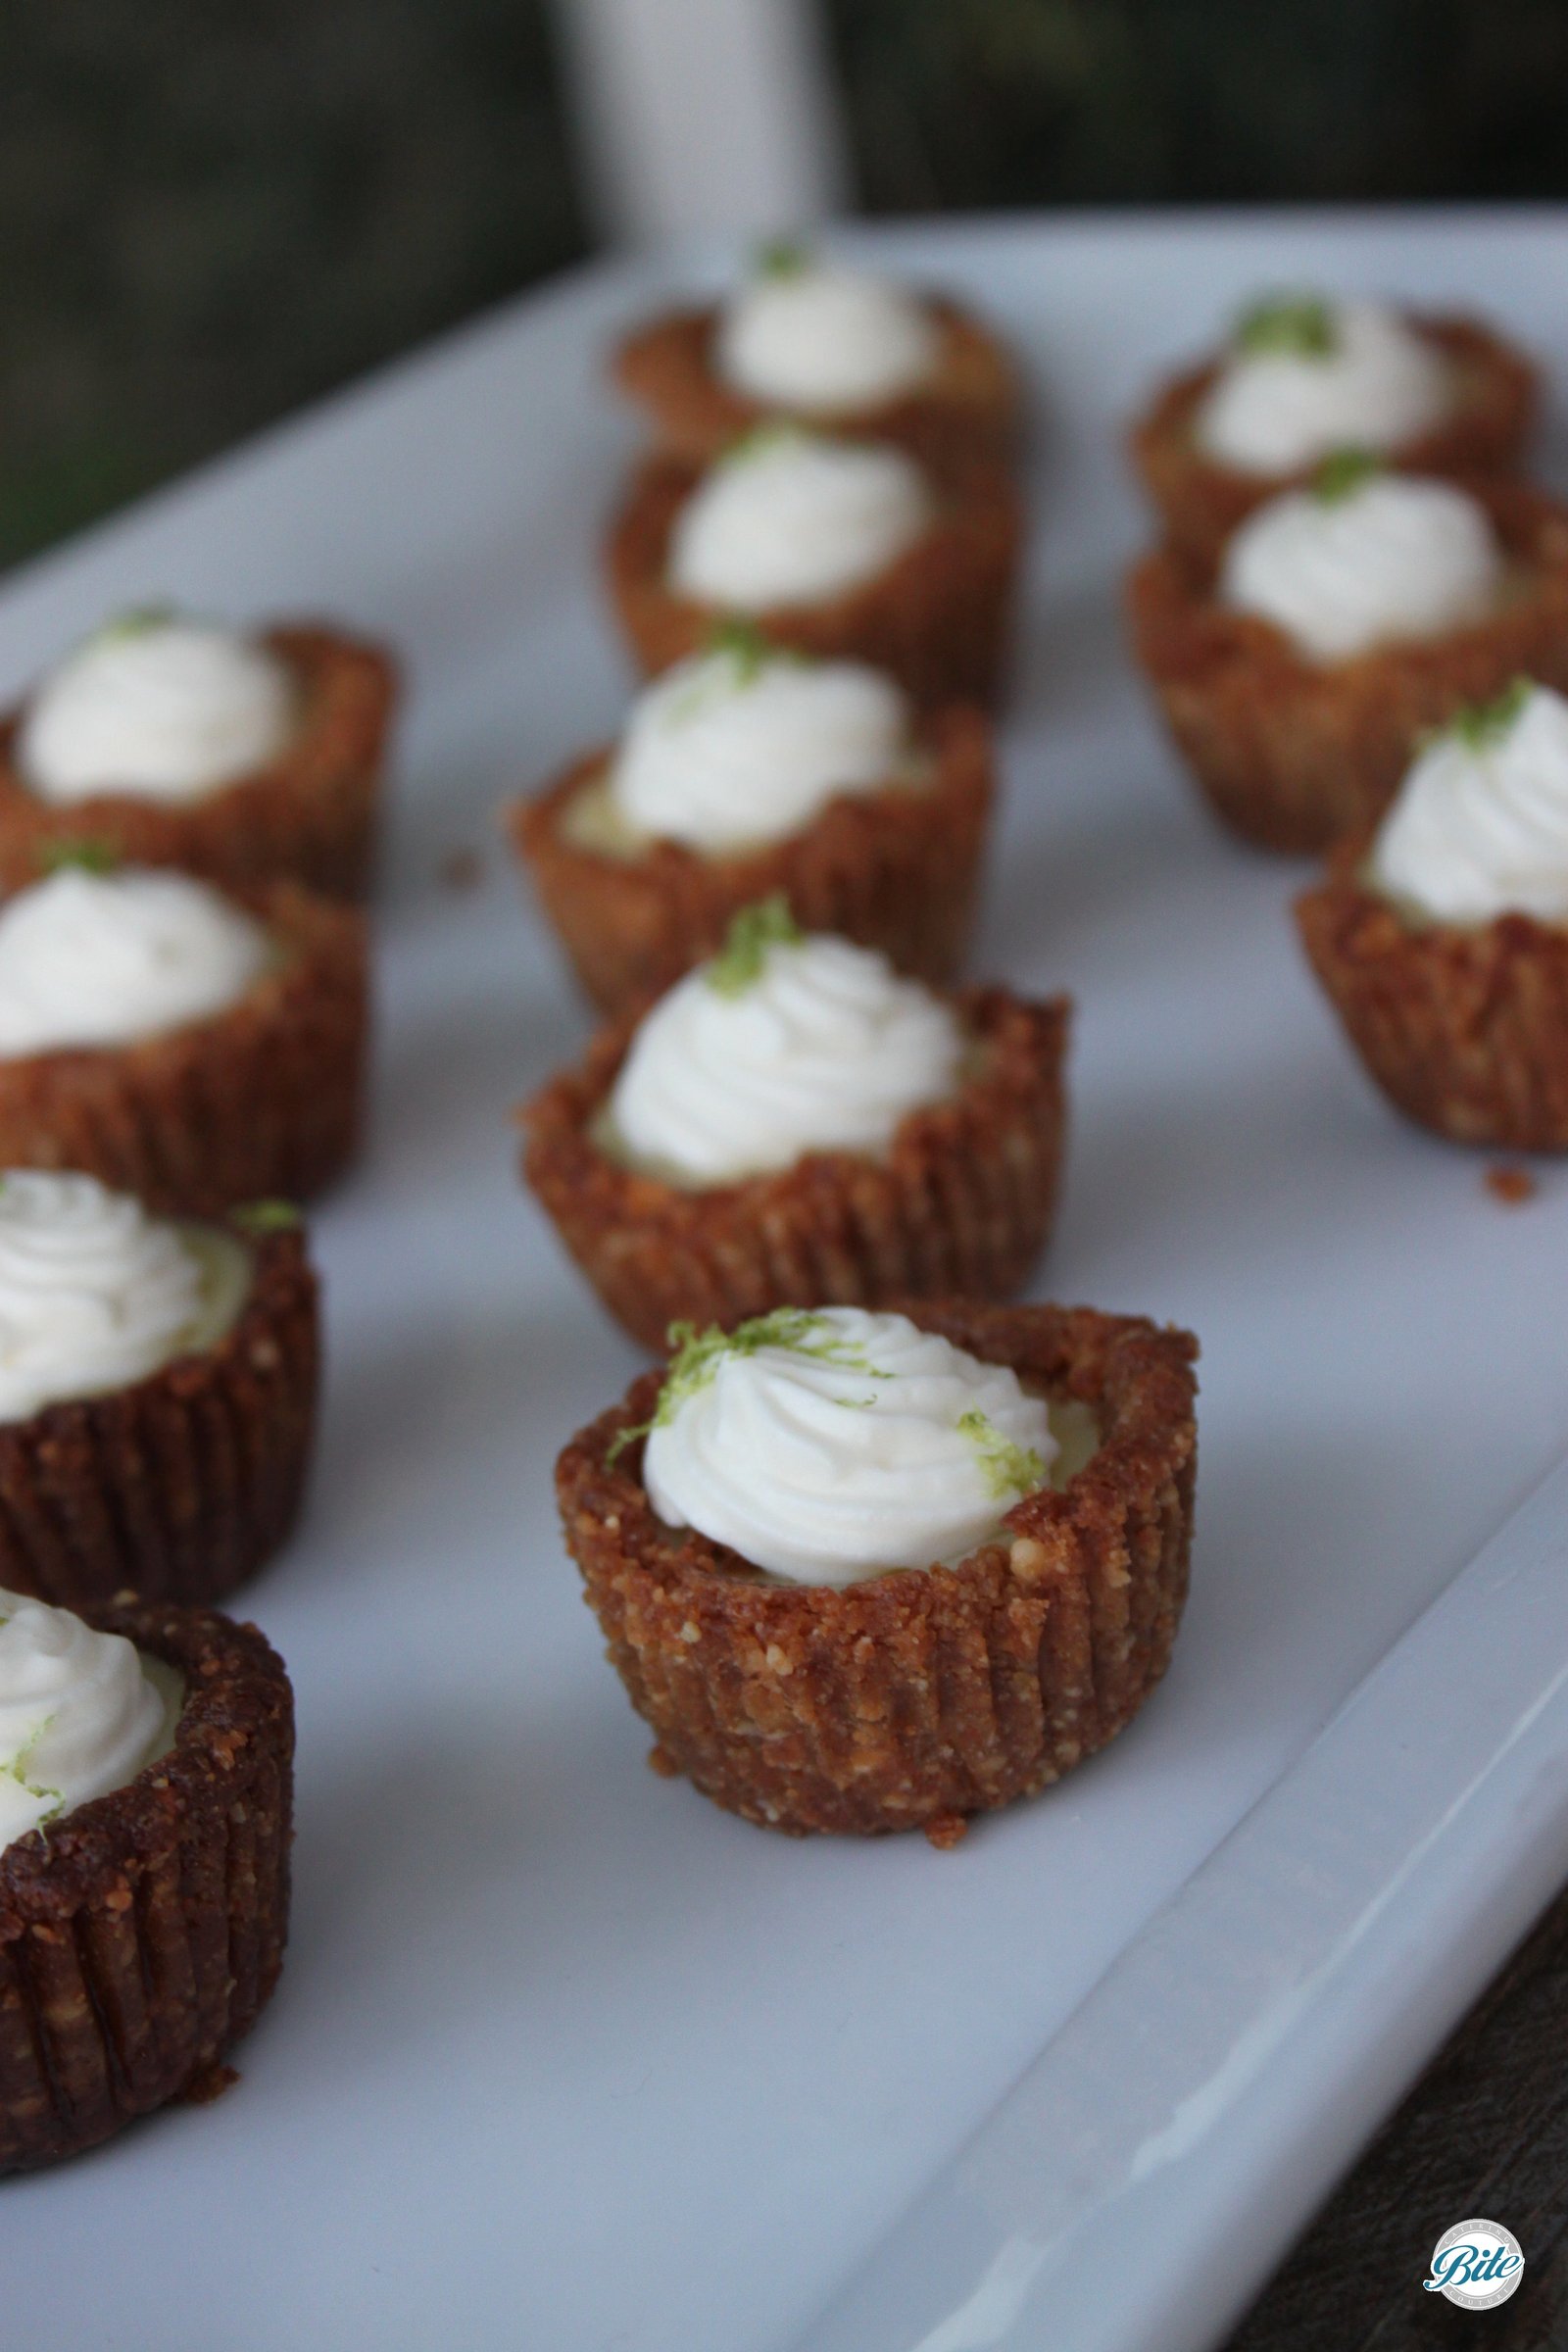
[19,614,297,807]
[1371,681,1568,924]
[607,641,910,853]
[1220,471,1501,663]
[607,924,963,1185]
[0,866,272,1057]
[642,1305,1055,1587]
[715,255,940,413]
[1196,298,1451,476]
[669,428,933,612]
[0,1171,246,1423]
[0,1588,174,1853]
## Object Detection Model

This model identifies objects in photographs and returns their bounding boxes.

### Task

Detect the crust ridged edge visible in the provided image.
[1127,478,1568,855]
[522,987,1070,1349]
[0,628,399,902]
[557,1298,1199,1839]
[612,299,1024,469]
[1297,838,1568,1149]
[0,1603,294,2173]
[0,881,368,1216]
[0,1228,318,1610]
[605,450,1023,713]
[509,705,995,1016]
[1127,316,1538,564]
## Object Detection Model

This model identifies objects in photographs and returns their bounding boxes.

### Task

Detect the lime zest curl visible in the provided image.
[706,894,804,999]
[957,1408,1047,1503]
[1311,447,1382,505]
[606,1307,890,1466]
[1235,293,1337,361]
[1446,675,1534,753]
[37,837,120,878]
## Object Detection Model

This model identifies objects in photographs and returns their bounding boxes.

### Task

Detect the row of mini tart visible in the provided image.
[1121,296,1568,1150]
[0,610,398,898]
[521,256,1196,1858]
[1124,296,1559,855]
[605,249,1026,713]
[0,1168,312,2164]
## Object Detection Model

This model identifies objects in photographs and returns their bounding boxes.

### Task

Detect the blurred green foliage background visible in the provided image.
[5,0,1566,568]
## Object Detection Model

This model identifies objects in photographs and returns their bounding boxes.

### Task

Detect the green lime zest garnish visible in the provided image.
[706,894,804,998]
[231,1198,304,1235]
[1311,446,1382,505]
[756,237,810,280]
[719,419,804,468]
[607,1307,889,1465]
[37,837,120,878]
[1235,294,1337,360]
[706,614,775,679]
[1444,675,1534,754]
[957,1409,1047,1503]
[95,602,177,644]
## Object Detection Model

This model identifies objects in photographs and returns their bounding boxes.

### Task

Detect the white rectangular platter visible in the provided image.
[7,209,1568,2352]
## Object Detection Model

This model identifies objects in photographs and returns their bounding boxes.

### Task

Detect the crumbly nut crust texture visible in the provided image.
[0,1227,318,1611]
[1127,316,1538,565]
[612,298,1024,469]
[0,1602,294,2172]
[1127,478,1568,856]
[0,626,399,902]
[605,450,1023,714]
[510,704,995,1017]
[0,881,368,1216]
[558,1298,1199,1839]
[1298,839,1568,1149]
[523,987,1070,1349]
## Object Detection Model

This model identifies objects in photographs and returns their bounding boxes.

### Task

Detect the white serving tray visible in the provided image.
[7,210,1568,2352]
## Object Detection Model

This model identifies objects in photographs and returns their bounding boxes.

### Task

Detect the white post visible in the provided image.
[553,0,853,248]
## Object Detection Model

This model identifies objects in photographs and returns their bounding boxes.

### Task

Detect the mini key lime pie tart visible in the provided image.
[1129,294,1536,564]
[1298,679,1568,1148]
[0,1587,293,2172]
[613,244,1022,468]
[509,630,994,1014]
[0,610,398,901]
[0,1171,318,1608]
[558,1299,1198,1841]
[522,902,1069,1348]
[0,859,367,1215]
[607,425,1021,712]
[1128,462,1568,853]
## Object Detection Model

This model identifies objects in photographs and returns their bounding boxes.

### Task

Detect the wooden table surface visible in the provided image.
[1228,1883,1568,2347]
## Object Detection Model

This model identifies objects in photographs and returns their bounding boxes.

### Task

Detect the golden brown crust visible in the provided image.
[0,1227,318,1612]
[1127,477,1568,855]
[605,448,1023,711]
[1128,316,1538,565]
[0,627,399,901]
[0,881,368,1215]
[522,987,1071,1348]
[557,1298,1199,1838]
[0,1601,293,2172]
[1297,835,1568,1148]
[508,704,995,1016]
[612,296,1024,469]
